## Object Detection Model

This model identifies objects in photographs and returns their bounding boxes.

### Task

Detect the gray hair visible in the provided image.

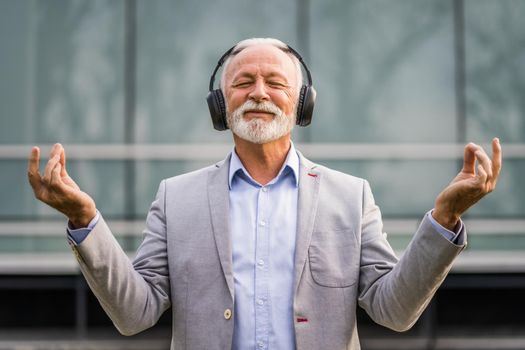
[219,38,303,97]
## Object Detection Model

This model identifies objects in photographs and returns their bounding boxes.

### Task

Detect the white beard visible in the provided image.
[226,100,294,144]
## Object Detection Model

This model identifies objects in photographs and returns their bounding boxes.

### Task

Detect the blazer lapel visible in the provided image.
[208,155,234,300]
[294,152,321,297]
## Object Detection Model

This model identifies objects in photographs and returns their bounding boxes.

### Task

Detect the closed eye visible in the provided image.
[268,81,287,88]
[268,79,286,86]
[232,81,252,88]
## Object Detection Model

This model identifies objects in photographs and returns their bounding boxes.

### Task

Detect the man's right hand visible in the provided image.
[28,143,97,228]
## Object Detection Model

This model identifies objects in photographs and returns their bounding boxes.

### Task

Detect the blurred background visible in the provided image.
[1,0,525,349]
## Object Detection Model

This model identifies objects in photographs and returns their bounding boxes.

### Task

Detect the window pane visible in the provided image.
[0,237,67,254]
[465,0,525,143]
[309,0,456,143]
[32,0,125,144]
[0,1,34,144]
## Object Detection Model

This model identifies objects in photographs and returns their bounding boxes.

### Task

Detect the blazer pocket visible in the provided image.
[308,232,359,288]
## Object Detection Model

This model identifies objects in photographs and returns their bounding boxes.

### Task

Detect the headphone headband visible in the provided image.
[208,46,235,91]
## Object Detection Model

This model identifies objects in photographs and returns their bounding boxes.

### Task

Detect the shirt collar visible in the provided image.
[228,142,299,189]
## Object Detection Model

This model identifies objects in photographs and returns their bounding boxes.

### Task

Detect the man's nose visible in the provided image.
[248,79,270,102]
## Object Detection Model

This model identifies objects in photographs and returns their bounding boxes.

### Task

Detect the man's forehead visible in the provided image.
[226,44,296,77]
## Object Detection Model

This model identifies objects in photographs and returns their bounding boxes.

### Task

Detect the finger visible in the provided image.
[50,162,66,191]
[474,147,493,182]
[27,147,42,189]
[56,143,68,177]
[49,143,71,180]
[491,138,502,181]
[43,154,60,183]
[47,143,61,159]
[476,164,488,187]
[51,162,77,198]
[462,143,478,175]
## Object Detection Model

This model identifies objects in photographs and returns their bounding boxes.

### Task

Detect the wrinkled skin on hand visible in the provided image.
[27,143,96,228]
[433,138,502,230]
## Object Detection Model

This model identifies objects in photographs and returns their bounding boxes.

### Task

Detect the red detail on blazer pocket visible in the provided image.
[297,317,308,323]
[307,173,318,177]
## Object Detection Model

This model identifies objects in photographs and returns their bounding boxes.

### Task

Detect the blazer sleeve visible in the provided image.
[71,180,171,336]
[357,180,466,332]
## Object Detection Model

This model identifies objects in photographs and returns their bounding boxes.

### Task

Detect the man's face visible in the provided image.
[223,44,299,144]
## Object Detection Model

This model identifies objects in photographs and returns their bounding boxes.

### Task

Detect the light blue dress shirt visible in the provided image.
[228,144,299,350]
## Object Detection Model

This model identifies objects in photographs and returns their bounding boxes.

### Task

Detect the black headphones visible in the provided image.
[206,44,316,131]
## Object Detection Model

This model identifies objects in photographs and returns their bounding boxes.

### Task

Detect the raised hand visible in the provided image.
[27,143,97,228]
[433,138,502,230]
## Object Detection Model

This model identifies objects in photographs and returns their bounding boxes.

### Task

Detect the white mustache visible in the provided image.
[235,100,284,117]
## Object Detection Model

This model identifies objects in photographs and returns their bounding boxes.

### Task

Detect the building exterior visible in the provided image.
[1,1,524,348]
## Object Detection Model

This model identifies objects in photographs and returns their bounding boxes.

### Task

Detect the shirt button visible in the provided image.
[258,341,264,348]
[260,220,266,227]
[261,187,268,192]
[257,259,265,267]
[257,299,264,306]
[224,308,232,320]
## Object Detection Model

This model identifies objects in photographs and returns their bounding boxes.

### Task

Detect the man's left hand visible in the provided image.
[433,138,502,231]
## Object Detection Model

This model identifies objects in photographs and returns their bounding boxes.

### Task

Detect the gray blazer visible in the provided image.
[71,152,465,350]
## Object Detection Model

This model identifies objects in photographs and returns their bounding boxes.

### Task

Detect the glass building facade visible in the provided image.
[1,0,525,268]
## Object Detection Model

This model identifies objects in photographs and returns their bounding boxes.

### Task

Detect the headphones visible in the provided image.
[206,44,316,131]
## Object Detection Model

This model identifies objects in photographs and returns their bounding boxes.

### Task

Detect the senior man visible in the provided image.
[28,38,501,350]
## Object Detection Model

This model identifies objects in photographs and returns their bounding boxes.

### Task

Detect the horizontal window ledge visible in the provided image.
[1,142,522,160]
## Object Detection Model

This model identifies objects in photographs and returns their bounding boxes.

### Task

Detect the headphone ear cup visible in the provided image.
[206,89,228,131]
[296,85,307,126]
[296,85,316,127]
